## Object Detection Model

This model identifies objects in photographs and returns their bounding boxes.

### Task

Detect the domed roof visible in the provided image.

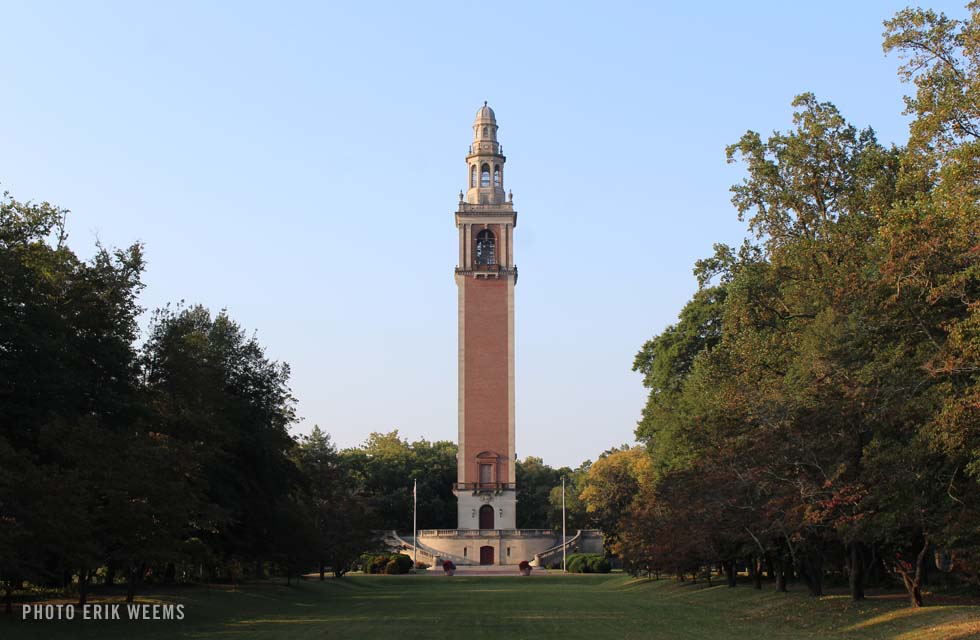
[475,101,496,123]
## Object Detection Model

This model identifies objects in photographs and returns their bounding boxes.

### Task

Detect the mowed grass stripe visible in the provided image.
[2,573,978,639]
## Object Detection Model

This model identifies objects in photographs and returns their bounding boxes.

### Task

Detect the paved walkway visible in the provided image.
[424,565,549,576]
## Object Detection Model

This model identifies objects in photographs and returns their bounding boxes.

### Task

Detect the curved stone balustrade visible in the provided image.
[417,528,557,538]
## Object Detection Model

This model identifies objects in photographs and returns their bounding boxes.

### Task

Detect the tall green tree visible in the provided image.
[340,431,457,531]
[141,304,300,579]
[516,457,560,529]
[0,191,148,604]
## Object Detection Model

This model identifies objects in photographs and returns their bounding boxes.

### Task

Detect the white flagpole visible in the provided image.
[562,475,567,573]
[413,479,418,569]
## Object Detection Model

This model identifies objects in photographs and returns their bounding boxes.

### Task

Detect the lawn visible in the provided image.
[2,573,978,639]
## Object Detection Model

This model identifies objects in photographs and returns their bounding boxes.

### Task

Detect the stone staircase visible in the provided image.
[385,531,470,566]
[531,530,582,568]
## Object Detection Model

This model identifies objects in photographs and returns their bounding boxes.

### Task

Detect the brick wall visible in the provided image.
[462,275,510,483]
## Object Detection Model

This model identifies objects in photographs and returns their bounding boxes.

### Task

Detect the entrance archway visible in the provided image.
[480,546,494,565]
[479,504,494,529]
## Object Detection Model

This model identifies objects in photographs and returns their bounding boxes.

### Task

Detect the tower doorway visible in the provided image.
[480,546,495,565]
[479,504,494,529]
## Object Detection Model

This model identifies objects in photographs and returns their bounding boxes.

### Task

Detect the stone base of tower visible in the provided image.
[385,528,605,568]
[454,487,516,530]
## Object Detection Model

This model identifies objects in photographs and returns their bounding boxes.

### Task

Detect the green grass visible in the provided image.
[2,573,978,639]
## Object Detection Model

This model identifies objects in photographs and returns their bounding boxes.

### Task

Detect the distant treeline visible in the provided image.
[600,5,980,609]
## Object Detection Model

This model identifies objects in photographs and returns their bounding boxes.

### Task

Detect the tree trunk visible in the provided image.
[319,561,325,581]
[775,557,788,593]
[164,563,176,585]
[896,537,929,608]
[725,560,737,587]
[126,562,146,604]
[77,569,90,606]
[808,558,824,596]
[753,557,763,590]
[866,546,885,587]
[4,584,12,616]
[901,573,924,607]
[799,554,824,597]
[105,562,116,587]
[849,541,865,601]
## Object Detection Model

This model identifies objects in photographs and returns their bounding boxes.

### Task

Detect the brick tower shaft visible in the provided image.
[453,102,517,530]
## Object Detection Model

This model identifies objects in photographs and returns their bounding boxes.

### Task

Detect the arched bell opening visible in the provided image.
[475,229,496,266]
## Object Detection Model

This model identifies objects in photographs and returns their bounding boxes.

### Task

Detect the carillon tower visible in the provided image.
[453,102,517,530]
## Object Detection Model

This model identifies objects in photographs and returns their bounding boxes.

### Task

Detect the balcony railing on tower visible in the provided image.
[453,482,516,493]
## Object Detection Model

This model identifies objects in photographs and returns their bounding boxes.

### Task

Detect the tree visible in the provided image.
[0,191,149,605]
[623,88,967,603]
[547,461,591,531]
[141,304,300,582]
[339,431,457,532]
[516,457,560,529]
[579,447,652,550]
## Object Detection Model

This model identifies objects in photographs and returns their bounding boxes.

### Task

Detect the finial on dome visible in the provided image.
[475,102,496,123]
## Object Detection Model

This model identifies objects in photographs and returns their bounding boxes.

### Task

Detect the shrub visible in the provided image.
[566,554,588,573]
[390,554,413,574]
[587,556,611,574]
[357,554,372,573]
[415,561,430,570]
[365,554,389,574]
[384,559,400,574]
[565,553,610,574]
[360,554,408,574]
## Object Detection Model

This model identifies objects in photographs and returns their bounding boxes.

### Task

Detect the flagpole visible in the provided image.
[413,479,418,569]
[562,475,567,573]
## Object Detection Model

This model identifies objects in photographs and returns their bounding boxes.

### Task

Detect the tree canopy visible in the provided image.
[615,3,980,607]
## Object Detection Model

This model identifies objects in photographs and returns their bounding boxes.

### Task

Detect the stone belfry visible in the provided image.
[453,102,517,530]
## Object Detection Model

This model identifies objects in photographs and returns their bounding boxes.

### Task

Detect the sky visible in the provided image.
[0,1,968,468]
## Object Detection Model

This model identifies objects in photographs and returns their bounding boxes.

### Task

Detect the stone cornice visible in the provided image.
[458,202,515,213]
[455,206,517,228]
[454,266,518,283]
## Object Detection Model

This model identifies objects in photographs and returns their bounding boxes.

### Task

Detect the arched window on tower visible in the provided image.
[475,229,496,266]
[493,164,501,187]
[480,164,490,187]
[483,126,488,137]
[470,165,476,188]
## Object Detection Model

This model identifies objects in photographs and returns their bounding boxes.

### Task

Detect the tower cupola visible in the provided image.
[466,101,506,205]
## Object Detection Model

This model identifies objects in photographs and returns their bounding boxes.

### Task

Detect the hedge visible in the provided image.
[360,553,413,574]
[565,553,611,574]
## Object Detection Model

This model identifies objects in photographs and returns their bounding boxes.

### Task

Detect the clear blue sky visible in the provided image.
[1,1,966,468]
